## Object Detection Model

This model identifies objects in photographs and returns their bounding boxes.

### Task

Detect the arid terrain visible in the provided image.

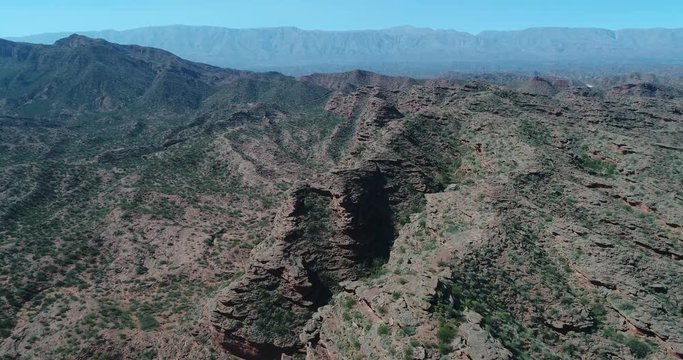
[0,36,682,360]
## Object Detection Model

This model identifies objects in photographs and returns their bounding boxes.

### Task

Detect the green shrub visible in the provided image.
[343,296,355,310]
[0,311,16,338]
[135,264,148,275]
[377,324,390,336]
[438,342,451,355]
[625,338,652,359]
[519,119,551,147]
[437,323,457,344]
[576,148,616,177]
[137,312,159,331]
[403,346,414,360]
[603,327,653,359]
[252,290,299,343]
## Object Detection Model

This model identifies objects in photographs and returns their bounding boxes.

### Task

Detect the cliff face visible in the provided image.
[212,86,462,358]
[213,79,683,360]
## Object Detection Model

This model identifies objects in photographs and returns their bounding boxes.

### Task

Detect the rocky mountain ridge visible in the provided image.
[212,81,683,359]
[0,36,681,360]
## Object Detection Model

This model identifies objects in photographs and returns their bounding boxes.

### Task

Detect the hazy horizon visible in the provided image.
[7,23,683,39]
[8,24,683,77]
[1,0,682,37]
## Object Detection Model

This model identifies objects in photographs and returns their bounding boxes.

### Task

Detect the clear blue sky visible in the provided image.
[1,0,682,37]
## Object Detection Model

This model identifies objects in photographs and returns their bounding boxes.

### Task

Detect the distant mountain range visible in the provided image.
[5,25,683,76]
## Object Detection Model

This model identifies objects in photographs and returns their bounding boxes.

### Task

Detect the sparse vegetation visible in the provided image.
[519,118,551,147]
[603,327,654,359]
[576,146,617,177]
[0,34,679,360]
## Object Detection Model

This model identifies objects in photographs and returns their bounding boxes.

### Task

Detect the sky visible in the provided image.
[1,0,682,37]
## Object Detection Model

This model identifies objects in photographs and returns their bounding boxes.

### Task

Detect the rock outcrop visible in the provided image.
[212,87,461,358]
[213,80,683,360]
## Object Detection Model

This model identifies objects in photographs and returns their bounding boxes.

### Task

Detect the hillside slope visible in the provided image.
[0,36,344,359]
[0,37,682,360]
